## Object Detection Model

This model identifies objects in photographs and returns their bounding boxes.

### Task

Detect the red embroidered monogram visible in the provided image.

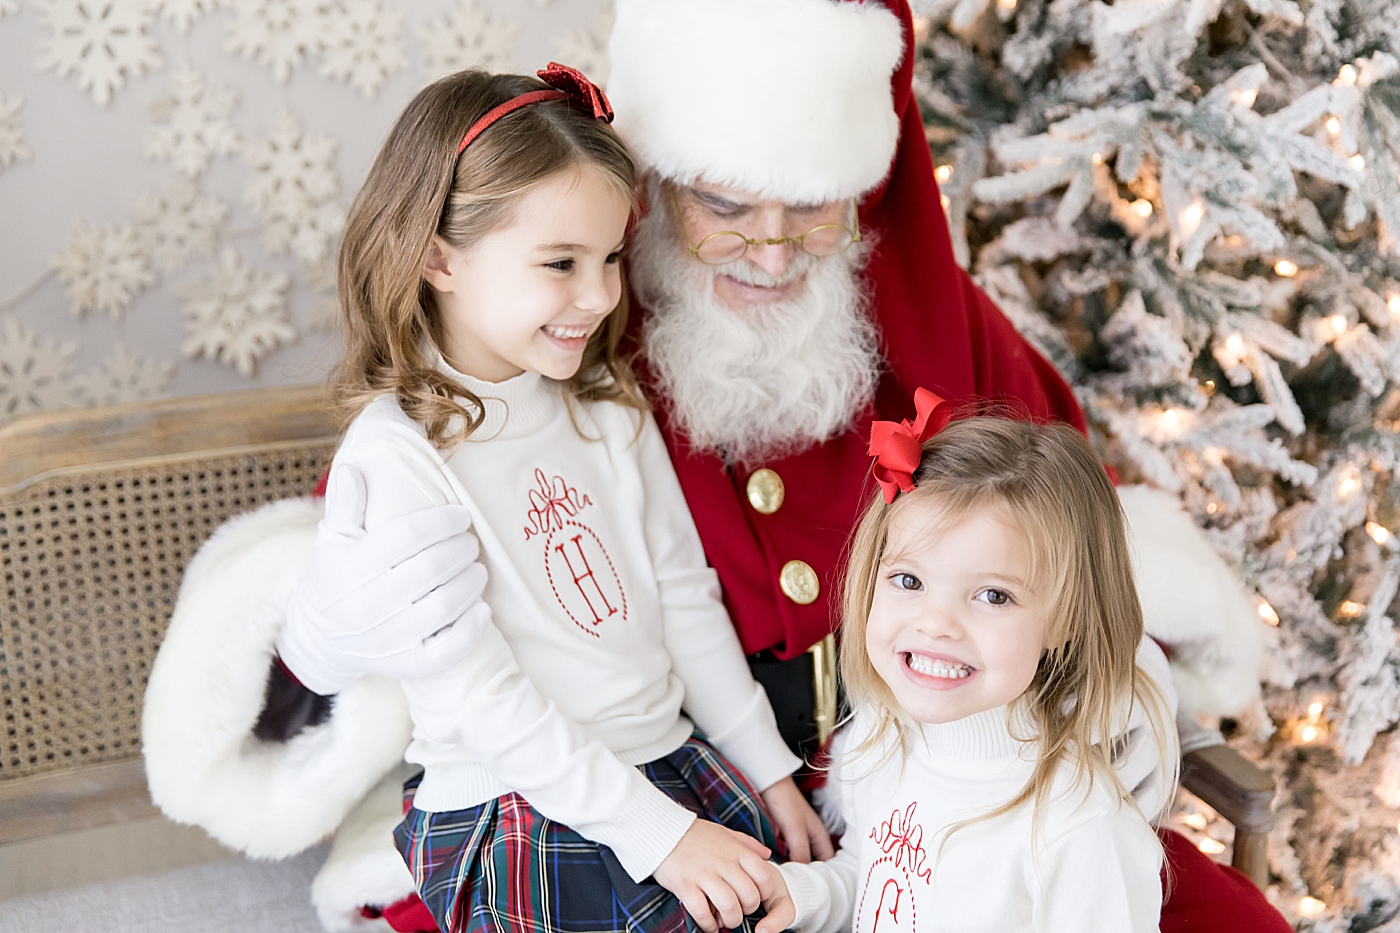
[522,468,593,541]
[544,521,629,637]
[869,802,932,884]
[854,803,932,933]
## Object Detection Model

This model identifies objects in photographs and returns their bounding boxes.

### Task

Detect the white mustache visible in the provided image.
[631,190,881,467]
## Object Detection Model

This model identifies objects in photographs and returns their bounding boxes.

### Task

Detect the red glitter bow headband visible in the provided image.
[868,388,952,504]
[458,62,614,156]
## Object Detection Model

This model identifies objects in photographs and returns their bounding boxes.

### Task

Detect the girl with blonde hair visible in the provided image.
[275,65,826,933]
[755,392,1178,932]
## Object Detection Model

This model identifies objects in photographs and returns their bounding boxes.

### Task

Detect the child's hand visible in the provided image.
[653,819,773,933]
[750,860,797,933]
[761,776,834,863]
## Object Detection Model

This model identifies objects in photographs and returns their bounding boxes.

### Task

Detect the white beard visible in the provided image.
[631,201,882,467]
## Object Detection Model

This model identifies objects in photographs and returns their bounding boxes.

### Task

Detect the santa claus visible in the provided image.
[142,1,1285,931]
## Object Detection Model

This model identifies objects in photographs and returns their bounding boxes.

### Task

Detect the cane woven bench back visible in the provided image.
[1,386,339,785]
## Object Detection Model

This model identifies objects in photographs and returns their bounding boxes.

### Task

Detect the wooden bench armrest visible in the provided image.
[1180,743,1275,889]
[1181,743,1276,833]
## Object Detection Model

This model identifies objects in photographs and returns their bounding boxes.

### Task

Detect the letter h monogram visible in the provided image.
[553,534,618,625]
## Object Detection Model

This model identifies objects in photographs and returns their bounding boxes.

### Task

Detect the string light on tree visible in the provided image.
[1336,64,1358,86]
[1328,315,1349,340]
[1297,699,1327,743]
[1326,116,1342,135]
[1339,600,1364,619]
[1300,898,1327,919]
[1091,151,1104,165]
[1157,407,1186,439]
[935,164,952,184]
[1275,259,1299,277]
[1366,522,1391,545]
[1179,201,1205,237]
[1259,601,1280,626]
[1198,838,1226,855]
[1340,470,1361,498]
[1130,199,1153,217]
[1388,293,1400,320]
[1350,155,1366,172]
[1230,88,1257,108]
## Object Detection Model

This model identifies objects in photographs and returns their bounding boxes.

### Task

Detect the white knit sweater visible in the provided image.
[317,366,799,882]
[780,707,1163,933]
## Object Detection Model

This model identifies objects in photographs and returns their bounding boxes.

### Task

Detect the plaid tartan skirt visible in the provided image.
[393,733,778,933]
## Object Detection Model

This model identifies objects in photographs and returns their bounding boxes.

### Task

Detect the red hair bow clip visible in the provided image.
[868,388,952,504]
[538,62,613,123]
[458,62,613,155]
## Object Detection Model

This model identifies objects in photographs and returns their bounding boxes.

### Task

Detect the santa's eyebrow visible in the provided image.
[689,188,749,211]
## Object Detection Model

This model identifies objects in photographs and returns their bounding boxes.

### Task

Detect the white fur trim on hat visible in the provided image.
[1118,485,1263,717]
[142,497,413,860]
[312,764,420,932]
[607,0,905,203]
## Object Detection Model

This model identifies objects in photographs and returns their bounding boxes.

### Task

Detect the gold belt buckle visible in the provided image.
[807,633,838,746]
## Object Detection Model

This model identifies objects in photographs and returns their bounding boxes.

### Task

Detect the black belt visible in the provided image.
[746,634,838,758]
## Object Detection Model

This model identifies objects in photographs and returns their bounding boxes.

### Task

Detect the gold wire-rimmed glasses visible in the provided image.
[668,186,861,265]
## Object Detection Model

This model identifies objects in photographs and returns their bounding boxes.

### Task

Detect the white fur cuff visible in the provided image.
[1119,485,1263,717]
[142,497,413,859]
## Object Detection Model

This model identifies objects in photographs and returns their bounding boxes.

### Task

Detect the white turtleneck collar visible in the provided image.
[913,704,1039,763]
[432,349,561,441]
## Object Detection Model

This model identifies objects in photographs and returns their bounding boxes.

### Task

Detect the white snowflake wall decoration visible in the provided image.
[319,0,404,99]
[74,343,175,406]
[225,0,330,84]
[0,316,78,420]
[552,7,613,86]
[243,111,344,265]
[419,0,521,78]
[0,93,32,170]
[35,0,164,106]
[145,65,240,178]
[52,221,156,320]
[157,0,221,33]
[180,249,296,376]
[132,180,229,274]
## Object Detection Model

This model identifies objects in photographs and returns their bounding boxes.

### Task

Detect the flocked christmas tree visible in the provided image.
[911,0,1400,926]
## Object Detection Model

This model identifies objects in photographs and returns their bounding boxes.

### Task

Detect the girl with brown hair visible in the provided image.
[274,66,823,933]
[755,395,1179,932]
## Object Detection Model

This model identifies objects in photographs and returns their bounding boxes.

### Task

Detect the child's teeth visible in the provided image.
[546,325,587,339]
[907,654,972,678]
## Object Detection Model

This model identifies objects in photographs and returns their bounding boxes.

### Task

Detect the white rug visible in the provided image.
[0,845,329,933]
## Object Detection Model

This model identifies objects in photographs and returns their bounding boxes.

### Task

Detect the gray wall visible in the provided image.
[0,0,612,422]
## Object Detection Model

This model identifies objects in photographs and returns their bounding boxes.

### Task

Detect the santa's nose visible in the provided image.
[745,241,797,277]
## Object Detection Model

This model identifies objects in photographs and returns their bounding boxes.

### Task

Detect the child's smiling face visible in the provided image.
[424,163,630,383]
[865,503,1052,725]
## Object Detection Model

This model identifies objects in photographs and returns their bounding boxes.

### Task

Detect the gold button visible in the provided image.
[746,468,785,515]
[779,560,820,605]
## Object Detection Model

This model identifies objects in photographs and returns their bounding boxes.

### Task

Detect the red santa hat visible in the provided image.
[607,0,907,204]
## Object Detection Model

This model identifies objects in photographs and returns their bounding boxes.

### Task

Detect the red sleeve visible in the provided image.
[961,267,1087,435]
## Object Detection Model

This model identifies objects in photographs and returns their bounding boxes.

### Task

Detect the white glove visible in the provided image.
[276,464,490,695]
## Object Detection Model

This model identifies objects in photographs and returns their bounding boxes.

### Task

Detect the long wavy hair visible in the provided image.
[840,417,1178,842]
[334,69,645,447]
